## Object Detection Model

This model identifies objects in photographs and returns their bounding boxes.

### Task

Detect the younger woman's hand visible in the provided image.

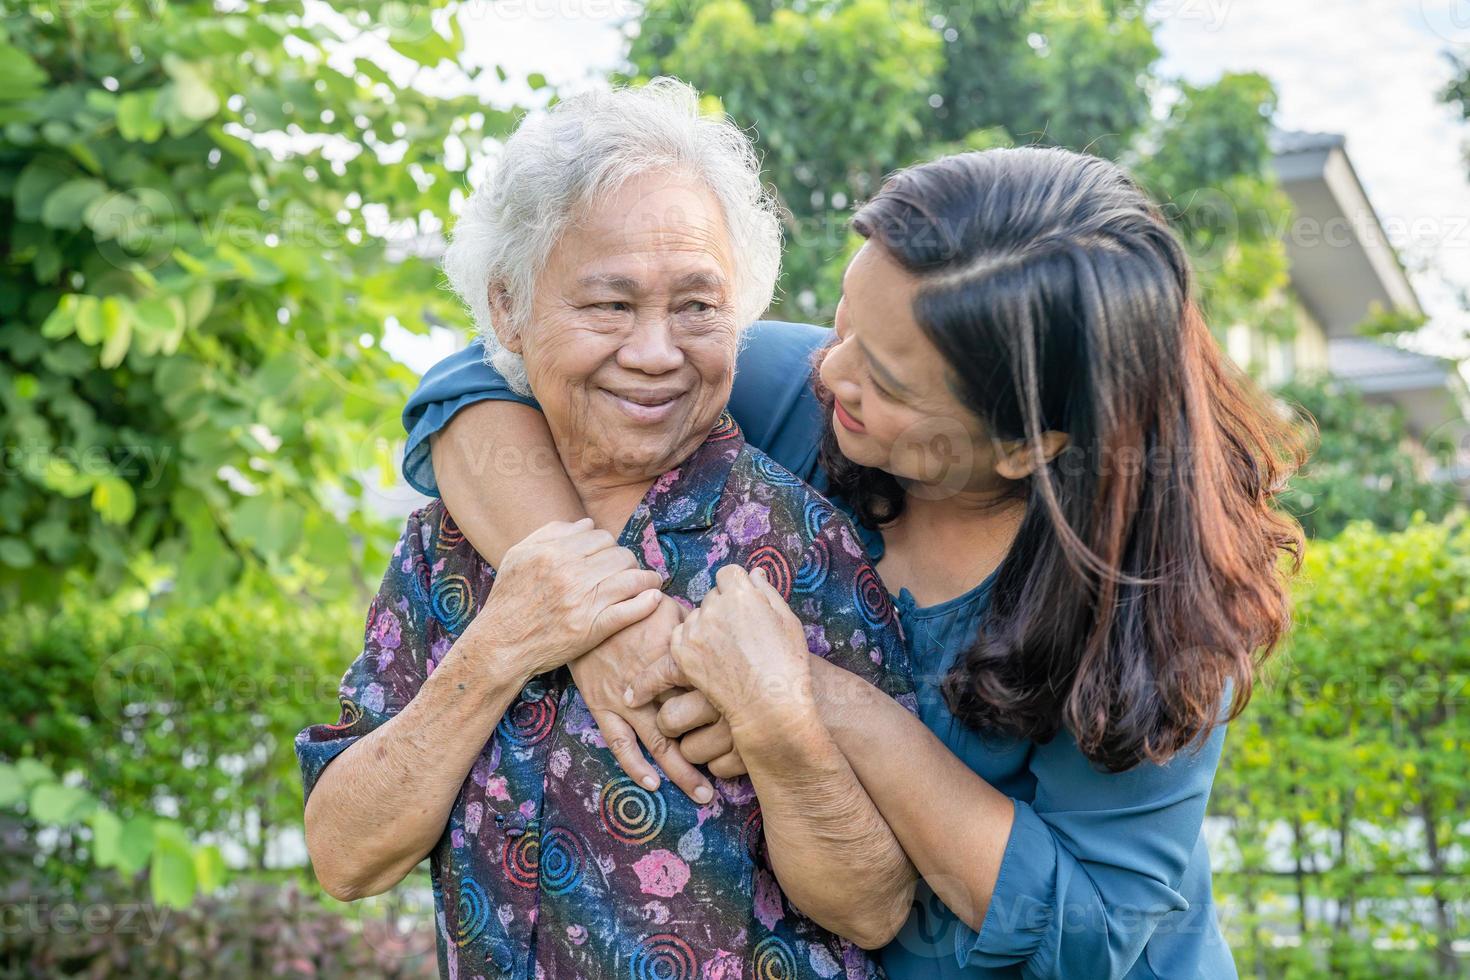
[657,690,746,779]
[624,563,816,748]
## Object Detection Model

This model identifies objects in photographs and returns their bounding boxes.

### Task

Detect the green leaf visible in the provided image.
[149,822,197,908]
[92,476,137,525]
[39,295,77,339]
[73,294,103,345]
[13,758,53,789]
[0,538,34,568]
[116,90,164,142]
[0,763,24,807]
[162,57,221,122]
[98,296,133,368]
[40,178,107,230]
[0,39,46,100]
[29,782,92,824]
[183,283,214,329]
[193,844,226,893]
[13,160,68,222]
[132,295,182,355]
[116,816,155,877]
[90,807,124,868]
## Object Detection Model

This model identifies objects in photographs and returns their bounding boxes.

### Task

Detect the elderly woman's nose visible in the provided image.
[616,315,685,374]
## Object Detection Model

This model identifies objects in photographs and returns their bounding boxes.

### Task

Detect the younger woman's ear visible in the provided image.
[994,431,1070,481]
[488,284,522,355]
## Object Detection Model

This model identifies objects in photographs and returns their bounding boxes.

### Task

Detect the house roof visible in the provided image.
[1270,129,1422,337]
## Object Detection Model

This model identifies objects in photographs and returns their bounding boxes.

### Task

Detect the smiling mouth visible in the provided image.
[602,388,687,423]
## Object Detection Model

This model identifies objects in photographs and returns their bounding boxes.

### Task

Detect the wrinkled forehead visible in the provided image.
[552,173,736,290]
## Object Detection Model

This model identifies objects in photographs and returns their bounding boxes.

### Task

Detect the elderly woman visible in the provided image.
[296,80,917,980]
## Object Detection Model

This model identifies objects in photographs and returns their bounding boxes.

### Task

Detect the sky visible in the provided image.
[380,0,1470,372]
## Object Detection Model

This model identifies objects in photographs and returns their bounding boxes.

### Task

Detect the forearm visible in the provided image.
[304,637,530,901]
[810,657,1014,931]
[431,400,586,566]
[735,711,918,949]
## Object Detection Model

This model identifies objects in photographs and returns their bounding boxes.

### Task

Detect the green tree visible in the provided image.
[1277,377,1456,539]
[0,0,515,606]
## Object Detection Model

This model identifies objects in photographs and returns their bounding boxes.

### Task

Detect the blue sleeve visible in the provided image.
[955,723,1227,979]
[400,342,540,497]
[399,321,832,497]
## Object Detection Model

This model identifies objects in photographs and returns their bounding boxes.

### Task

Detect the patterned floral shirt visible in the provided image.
[296,411,916,980]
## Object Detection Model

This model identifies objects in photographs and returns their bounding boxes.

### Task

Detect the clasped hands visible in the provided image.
[476,516,816,805]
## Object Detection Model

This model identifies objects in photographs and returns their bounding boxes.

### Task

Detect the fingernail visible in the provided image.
[642,776,659,791]
[623,686,635,706]
[695,786,713,804]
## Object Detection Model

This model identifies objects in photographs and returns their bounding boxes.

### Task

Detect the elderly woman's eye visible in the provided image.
[594,302,632,313]
[683,301,714,314]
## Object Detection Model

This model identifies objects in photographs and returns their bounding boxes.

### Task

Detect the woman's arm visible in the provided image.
[300,517,662,900]
[808,656,1223,979]
[626,530,920,949]
[431,400,585,567]
[304,614,533,900]
[807,657,1013,927]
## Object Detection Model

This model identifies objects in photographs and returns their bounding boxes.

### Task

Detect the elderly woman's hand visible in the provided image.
[624,564,816,749]
[570,596,716,804]
[472,518,664,678]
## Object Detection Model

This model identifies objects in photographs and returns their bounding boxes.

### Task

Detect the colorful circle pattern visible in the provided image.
[746,545,793,599]
[752,936,796,980]
[753,453,802,487]
[454,877,490,947]
[630,933,698,980]
[854,565,894,628]
[430,574,475,633]
[793,536,830,594]
[599,776,667,845]
[496,696,557,745]
[502,825,539,890]
[538,827,586,895]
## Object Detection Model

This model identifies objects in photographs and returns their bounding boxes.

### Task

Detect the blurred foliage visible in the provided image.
[0,757,225,910]
[0,0,515,608]
[625,0,1290,328]
[0,589,358,868]
[1278,378,1457,539]
[1214,516,1470,977]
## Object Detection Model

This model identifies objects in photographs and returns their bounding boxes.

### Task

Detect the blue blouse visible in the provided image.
[401,321,1238,980]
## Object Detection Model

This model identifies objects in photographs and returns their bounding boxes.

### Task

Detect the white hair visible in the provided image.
[442,77,783,395]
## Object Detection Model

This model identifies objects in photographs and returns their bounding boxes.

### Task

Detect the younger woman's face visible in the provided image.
[818,241,1008,499]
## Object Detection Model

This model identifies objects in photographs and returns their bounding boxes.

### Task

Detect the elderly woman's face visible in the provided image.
[507,172,741,482]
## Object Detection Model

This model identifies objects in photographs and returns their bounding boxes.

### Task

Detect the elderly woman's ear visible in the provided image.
[487,284,522,355]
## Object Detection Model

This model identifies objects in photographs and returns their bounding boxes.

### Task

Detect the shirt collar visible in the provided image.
[641,410,745,533]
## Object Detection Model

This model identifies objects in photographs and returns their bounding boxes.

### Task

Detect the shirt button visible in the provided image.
[504,812,528,837]
[487,939,514,973]
[521,678,547,702]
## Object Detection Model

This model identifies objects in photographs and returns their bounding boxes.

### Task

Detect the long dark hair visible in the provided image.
[815,147,1304,772]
